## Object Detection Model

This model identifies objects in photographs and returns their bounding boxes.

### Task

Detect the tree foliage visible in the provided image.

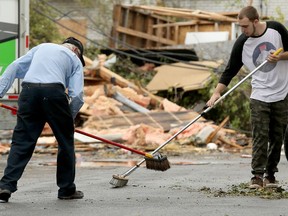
[29,0,63,47]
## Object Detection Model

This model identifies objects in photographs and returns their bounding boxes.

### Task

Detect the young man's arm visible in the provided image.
[206,35,246,106]
[206,83,227,107]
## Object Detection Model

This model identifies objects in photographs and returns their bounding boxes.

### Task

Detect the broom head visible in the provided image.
[109,174,129,188]
[145,153,170,171]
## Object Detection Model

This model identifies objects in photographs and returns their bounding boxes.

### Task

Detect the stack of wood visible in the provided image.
[110,5,238,48]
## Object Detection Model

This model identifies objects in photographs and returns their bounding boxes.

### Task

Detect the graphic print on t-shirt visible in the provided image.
[253,42,276,72]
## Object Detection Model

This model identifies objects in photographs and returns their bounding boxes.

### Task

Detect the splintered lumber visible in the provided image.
[83,110,205,132]
[218,135,243,149]
[98,66,162,106]
[107,85,151,108]
[112,91,150,113]
[98,66,142,93]
[206,116,229,143]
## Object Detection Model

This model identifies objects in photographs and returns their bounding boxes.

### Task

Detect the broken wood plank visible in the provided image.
[98,66,162,106]
[218,135,243,149]
[206,116,229,143]
[132,6,237,22]
[112,91,150,113]
[116,25,177,45]
[83,110,205,132]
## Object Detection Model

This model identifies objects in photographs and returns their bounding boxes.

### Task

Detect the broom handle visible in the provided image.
[0,103,17,112]
[121,47,283,177]
[151,47,282,154]
[0,102,153,158]
[74,129,152,157]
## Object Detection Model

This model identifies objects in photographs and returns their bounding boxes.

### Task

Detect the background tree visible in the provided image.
[29,0,62,47]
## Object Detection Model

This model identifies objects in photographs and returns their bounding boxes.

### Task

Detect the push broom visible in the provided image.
[74,129,170,171]
[109,48,283,188]
[0,103,170,171]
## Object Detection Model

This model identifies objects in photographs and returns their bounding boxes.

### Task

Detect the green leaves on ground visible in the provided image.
[200,183,288,199]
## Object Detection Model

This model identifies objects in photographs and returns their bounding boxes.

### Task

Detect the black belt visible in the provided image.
[22,82,64,89]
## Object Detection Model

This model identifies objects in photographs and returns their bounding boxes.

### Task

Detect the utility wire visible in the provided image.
[35,0,220,71]
[37,0,202,65]
[33,8,212,71]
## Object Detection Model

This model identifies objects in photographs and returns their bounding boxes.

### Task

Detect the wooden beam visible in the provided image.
[98,66,163,106]
[132,5,237,22]
[152,20,213,28]
[116,26,177,45]
[110,4,122,48]
[122,7,130,46]
[206,116,229,143]
[174,25,179,44]
[145,17,154,47]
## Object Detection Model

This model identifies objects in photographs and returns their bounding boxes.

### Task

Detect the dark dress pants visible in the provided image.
[0,83,76,196]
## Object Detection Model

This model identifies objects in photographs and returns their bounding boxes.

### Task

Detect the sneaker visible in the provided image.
[58,190,84,200]
[263,176,279,188]
[249,176,263,189]
[0,188,11,203]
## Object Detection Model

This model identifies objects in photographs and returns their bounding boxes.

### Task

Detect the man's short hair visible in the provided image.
[238,6,259,21]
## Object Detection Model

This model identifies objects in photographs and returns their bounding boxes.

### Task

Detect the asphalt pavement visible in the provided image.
[1,152,288,216]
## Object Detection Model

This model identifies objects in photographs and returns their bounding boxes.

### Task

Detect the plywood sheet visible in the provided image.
[146,61,218,92]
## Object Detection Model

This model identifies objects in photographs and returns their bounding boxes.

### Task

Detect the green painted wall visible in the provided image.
[0,40,16,75]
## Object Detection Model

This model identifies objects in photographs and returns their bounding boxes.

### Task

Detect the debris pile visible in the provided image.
[0,53,252,156]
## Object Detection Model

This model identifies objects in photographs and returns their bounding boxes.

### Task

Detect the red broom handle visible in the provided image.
[0,102,17,112]
[74,129,152,157]
[0,102,152,158]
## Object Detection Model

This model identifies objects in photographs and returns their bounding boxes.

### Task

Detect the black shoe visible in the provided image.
[0,188,11,203]
[58,190,84,200]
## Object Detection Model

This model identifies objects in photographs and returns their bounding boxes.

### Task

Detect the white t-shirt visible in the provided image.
[220,21,288,102]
